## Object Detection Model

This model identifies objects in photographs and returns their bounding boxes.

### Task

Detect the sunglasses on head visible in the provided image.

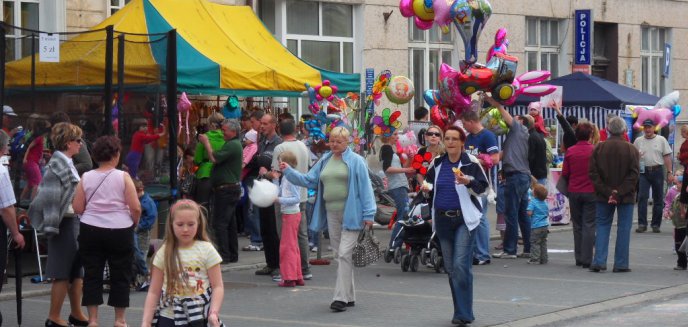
[426,132,441,137]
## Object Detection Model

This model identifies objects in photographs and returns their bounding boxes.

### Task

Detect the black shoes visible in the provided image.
[45,319,71,327]
[652,227,661,233]
[68,315,89,326]
[635,226,647,233]
[613,268,632,273]
[589,265,607,272]
[451,318,472,326]
[346,301,355,307]
[330,300,347,312]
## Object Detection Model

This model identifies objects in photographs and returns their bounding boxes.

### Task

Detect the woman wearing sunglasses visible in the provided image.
[415,125,446,185]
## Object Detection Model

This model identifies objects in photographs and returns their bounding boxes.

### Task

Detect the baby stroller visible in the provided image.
[385,193,444,273]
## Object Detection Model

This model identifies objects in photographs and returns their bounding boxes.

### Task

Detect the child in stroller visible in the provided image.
[384,193,444,273]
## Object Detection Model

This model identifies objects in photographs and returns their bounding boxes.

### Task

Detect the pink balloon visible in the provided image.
[632,107,675,130]
[433,0,453,30]
[438,63,471,116]
[399,0,415,17]
[415,16,434,30]
[486,28,508,62]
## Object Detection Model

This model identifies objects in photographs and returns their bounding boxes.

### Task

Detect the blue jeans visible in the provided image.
[247,203,263,245]
[638,169,664,228]
[473,196,490,261]
[592,202,633,269]
[504,173,531,255]
[132,231,148,276]
[388,187,409,249]
[435,214,475,322]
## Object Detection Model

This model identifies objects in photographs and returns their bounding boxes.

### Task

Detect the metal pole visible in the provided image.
[166,29,178,197]
[117,33,125,138]
[103,25,114,136]
[30,33,35,113]
[0,24,6,130]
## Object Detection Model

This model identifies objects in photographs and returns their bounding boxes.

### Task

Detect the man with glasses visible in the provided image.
[461,110,500,265]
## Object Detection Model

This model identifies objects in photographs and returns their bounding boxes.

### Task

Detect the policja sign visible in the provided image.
[574,10,592,65]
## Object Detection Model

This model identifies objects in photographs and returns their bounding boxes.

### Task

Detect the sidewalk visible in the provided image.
[0,206,559,301]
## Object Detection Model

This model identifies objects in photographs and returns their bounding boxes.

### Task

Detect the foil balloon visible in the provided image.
[314,80,338,102]
[430,105,452,130]
[486,27,509,62]
[423,89,440,107]
[438,63,472,116]
[372,108,402,137]
[368,70,392,107]
[399,0,435,30]
[433,0,454,33]
[631,91,680,130]
[385,75,415,105]
[305,83,319,114]
[451,0,492,63]
[480,107,509,135]
[500,70,557,105]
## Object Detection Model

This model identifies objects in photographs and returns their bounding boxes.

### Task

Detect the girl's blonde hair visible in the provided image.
[279,150,298,168]
[162,199,211,297]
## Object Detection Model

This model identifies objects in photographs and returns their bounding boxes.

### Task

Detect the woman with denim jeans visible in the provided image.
[380,131,415,254]
[422,126,488,326]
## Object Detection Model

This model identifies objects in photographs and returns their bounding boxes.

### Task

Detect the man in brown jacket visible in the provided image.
[588,116,640,273]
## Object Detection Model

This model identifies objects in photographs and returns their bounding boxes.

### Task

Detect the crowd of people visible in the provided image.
[0,96,686,327]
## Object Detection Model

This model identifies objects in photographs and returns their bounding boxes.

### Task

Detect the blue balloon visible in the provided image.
[423,89,438,107]
[673,104,682,117]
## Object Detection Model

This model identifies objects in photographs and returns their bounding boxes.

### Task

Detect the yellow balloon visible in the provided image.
[412,0,434,21]
[319,86,333,98]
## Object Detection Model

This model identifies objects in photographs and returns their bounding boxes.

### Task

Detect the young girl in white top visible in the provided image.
[277,151,305,287]
[141,200,225,327]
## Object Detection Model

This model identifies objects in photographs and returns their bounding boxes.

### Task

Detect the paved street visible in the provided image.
[2,212,688,327]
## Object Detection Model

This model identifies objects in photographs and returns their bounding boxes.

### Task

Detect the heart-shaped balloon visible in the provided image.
[430,105,450,130]
[450,0,492,63]
[438,64,472,116]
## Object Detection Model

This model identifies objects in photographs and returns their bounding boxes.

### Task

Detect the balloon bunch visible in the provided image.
[400,0,492,63]
[480,107,509,135]
[305,81,352,142]
[372,108,402,137]
[631,91,681,131]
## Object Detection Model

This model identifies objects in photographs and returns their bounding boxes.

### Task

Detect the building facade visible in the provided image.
[3,0,688,123]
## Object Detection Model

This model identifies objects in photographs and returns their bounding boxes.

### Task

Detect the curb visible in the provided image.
[490,283,688,327]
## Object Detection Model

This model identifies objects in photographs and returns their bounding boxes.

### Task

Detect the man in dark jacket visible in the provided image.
[525,115,548,185]
[588,116,640,273]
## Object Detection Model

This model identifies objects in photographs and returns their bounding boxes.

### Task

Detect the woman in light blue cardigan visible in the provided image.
[280,127,376,313]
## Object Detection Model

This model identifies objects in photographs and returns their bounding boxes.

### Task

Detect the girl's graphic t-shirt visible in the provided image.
[153,240,222,319]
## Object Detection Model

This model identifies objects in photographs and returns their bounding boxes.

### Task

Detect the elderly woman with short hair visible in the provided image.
[280,126,377,312]
[562,122,597,268]
[29,122,89,327]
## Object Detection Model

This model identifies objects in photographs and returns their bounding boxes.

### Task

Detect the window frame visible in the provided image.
[107,0,130,16]
[524,17,561,78]
[283,1,355,74]
[2,0,40,61]
[640,26,667,96]
[408,21,454,113]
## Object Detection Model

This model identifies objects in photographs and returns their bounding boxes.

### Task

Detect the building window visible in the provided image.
[285,0,354,73]
[525,17,560,78]
[108,0,131,16]
[641,26,667,96]
[3,0,39,61]
[408,21,453,111]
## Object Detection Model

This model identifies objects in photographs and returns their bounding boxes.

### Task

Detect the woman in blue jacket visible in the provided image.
[280,126,376,313]
[423,125,488,327]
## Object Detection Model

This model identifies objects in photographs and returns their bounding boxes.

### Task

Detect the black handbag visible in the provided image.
[352,228,381,267]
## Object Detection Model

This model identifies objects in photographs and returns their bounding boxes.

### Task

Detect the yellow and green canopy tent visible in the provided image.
[6,0,360,96]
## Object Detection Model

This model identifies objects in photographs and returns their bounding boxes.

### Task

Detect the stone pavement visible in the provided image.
[2,207,687,326]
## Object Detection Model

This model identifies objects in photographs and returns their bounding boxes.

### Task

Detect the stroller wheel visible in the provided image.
[410,255,420,272]
[430,248,439,267]
[393,247,402,264]
[384,249,394,263]
[401,254,411,272]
